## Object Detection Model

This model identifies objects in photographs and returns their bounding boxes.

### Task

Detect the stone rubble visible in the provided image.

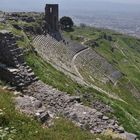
[82,93,114,114]
[23,81,138,140]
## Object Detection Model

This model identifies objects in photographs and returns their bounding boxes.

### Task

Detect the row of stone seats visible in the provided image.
[75,48,122,83]
[33,35,76,72]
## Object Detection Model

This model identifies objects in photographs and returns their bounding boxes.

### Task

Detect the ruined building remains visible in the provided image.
[45,4,59,32]
[0,30,38,90]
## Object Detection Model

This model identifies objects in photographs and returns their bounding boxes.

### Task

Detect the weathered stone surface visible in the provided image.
[117,126,125,133]
[15,95,50,123]
[0,31,38,90]
[102,116,109,121]
[120,132,138,140]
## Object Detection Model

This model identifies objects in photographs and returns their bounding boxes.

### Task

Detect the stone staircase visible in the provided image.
[0,30,38,90]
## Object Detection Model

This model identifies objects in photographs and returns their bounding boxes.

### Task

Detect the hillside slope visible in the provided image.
[0,16,140,139]
[64,27,140,93]
[31,26,140,138]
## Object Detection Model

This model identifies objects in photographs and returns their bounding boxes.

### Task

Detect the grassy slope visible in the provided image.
[26,52,84,95]
[0,23,120,139]
[0,87,118,140]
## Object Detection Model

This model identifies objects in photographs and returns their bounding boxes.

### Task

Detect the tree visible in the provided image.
[60,16,74,30]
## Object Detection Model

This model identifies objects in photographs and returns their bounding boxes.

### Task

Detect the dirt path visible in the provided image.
[71,48,90,80]
[114,41,140,72]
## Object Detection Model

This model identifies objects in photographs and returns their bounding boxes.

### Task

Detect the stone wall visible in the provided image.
[0,63,14,82]
[0,30,38,90]
[0,30,21,67]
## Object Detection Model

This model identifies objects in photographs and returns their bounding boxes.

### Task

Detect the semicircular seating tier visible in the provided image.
[74,48,122,83]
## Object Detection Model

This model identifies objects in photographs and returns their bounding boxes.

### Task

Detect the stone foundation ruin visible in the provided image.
[0,30,38,90]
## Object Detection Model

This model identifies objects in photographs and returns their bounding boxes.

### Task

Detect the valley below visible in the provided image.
[65,11,140,38]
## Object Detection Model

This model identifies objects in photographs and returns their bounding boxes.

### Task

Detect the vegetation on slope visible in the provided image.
[64,26,140,92]
[1,19,140,138]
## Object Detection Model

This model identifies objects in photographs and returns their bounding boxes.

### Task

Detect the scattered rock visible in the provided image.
[118,126,125,133]
[15,95,51,124]
[13,91,22,96]
[69,96,81,103]
[120,132,138,140]
[92,100,114,114]
[35,112,50,123]
[102,116,109,120]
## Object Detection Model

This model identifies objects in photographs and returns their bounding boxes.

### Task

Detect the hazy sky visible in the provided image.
[0,0,140,12]
[97,0,140,4]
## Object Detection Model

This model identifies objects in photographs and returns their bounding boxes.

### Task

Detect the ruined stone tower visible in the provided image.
[45,4,59,32]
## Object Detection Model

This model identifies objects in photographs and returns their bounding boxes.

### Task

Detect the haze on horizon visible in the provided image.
[0,0,140,13]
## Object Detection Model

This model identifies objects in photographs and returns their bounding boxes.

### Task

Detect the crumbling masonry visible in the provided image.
[0,30,38,90]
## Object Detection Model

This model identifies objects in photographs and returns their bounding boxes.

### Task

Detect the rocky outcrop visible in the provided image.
[6,12,35,23]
